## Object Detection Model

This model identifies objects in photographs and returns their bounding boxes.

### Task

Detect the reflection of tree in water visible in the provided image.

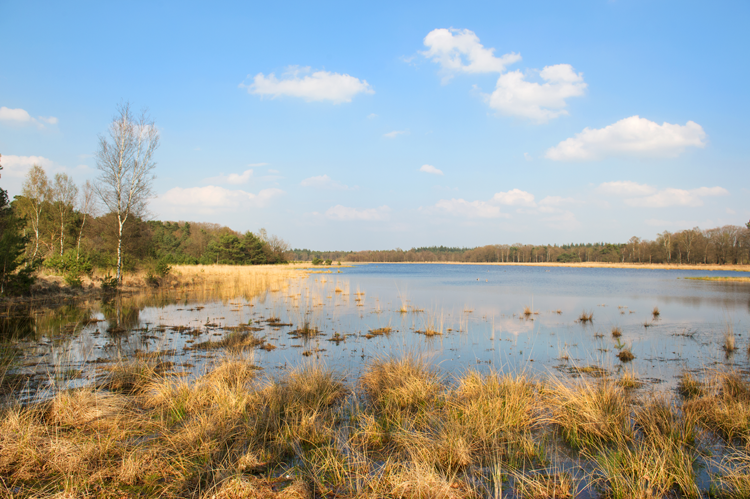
[1,303,95,341]
[102,296,141,333]
[0,305,34,340]
[101,295,145,356]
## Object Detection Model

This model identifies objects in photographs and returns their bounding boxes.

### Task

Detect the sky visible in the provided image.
[1,0,748,250]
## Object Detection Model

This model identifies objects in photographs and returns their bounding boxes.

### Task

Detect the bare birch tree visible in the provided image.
[95,103,159,282]
[51,173,78,256]
[20,164,50,261]
[76,180,97,260]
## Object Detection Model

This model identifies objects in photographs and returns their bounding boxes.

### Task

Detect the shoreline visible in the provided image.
[341,261,750,272]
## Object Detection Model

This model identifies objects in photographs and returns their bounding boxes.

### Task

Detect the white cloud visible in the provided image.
[367,113,378,119]
[422,28,521,80]
[625,186,728,208]
[0,107,33,123]
[0,107,58,128]
[300,174,352,190]
[325,205,390,221]
[546,116,707,161]
[1,155,56,178]
[539,195,577,206]
[419,164,443,175]
[240,66,374,104]
[203,169,254,185]
[384,130,409,139]
[431,198,510,219]
[597,181,657,197]
[487,64,587,122]
[159,186,283,214]
[491,188,535,206]
[524,153,532,162]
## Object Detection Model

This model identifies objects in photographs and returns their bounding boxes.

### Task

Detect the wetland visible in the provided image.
[2,263,750,498]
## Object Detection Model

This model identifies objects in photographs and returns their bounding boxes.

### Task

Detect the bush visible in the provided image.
[64,273,83,289]
[312,258,323,265]
[155,259,171,278]
[101,274,119,292]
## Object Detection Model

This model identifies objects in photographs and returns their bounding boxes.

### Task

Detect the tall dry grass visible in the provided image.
[2,353,748,498]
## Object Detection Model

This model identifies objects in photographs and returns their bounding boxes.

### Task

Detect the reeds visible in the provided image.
[611,326,622,338]
[652,306,660,318]
[723,322,737,353]
[578,310,594,323]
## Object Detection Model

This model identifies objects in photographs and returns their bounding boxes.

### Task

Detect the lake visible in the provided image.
[4,263,750,398]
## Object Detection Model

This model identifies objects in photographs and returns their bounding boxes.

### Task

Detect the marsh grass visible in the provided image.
[547,377,632,449]
[2,354,747,498]
[416,310,444,336]
[684,370,750,444]
[616,346,635,362]
[511,470,573,499]
[652,306,660,318]
[723,322,737,353]
[611,326,622,338]
[578,310,594,323]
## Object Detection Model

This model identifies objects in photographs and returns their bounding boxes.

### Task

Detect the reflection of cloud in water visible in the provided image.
[493,316,536,337]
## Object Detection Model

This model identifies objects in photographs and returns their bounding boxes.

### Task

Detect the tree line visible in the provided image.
[289,225,750,265]
[0,103,290,296]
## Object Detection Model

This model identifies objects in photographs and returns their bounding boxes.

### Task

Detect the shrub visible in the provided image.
[101,274,119,292]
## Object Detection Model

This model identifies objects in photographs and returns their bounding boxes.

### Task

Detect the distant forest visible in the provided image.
[290,223,750,265]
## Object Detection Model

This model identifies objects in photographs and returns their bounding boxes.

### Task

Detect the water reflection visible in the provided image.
[2,264,750,399]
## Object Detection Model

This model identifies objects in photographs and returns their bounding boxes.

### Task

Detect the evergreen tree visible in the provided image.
[0,155,36,295]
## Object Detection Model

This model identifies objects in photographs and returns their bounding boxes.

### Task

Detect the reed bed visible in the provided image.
[1,355,750,498]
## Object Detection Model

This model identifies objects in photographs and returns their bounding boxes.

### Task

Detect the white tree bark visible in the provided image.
[94,103,159,282]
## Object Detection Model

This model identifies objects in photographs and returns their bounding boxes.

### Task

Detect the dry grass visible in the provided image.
[2,354,747,498]
[652,306,660,318]
[723,322,737,353]
[547,377,632,449]
[683,370,750,445]
[611,326,622,338]
[578,310,594,323]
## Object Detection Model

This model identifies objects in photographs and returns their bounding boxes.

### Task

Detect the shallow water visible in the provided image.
[4,264,750,397]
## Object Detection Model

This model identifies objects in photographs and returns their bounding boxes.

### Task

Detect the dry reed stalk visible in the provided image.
[546,377,632,449]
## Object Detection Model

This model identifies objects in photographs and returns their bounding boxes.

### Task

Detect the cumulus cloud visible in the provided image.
[1,155,56,177]
[487,64,587,122]
[203,169,254,185]
[384,130,409,139]
[419,164,443,175]
[492,188,536,206]
[539,196,577,206]
[597,181,657,197]
[431,198,509,219]
[159,186,283,214]
[546,116,707,161]
[300,174,352,190]
[0,106,59,128]
[422,28,521,80]
[325,205,390,221]
[625,186,728,208]
[0,107,33,123]
[240,66,374,104]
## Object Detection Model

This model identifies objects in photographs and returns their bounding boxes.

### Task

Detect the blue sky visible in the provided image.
[1,0,748,250]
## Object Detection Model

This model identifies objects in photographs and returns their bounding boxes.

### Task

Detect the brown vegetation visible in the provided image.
[2,356,748,498]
